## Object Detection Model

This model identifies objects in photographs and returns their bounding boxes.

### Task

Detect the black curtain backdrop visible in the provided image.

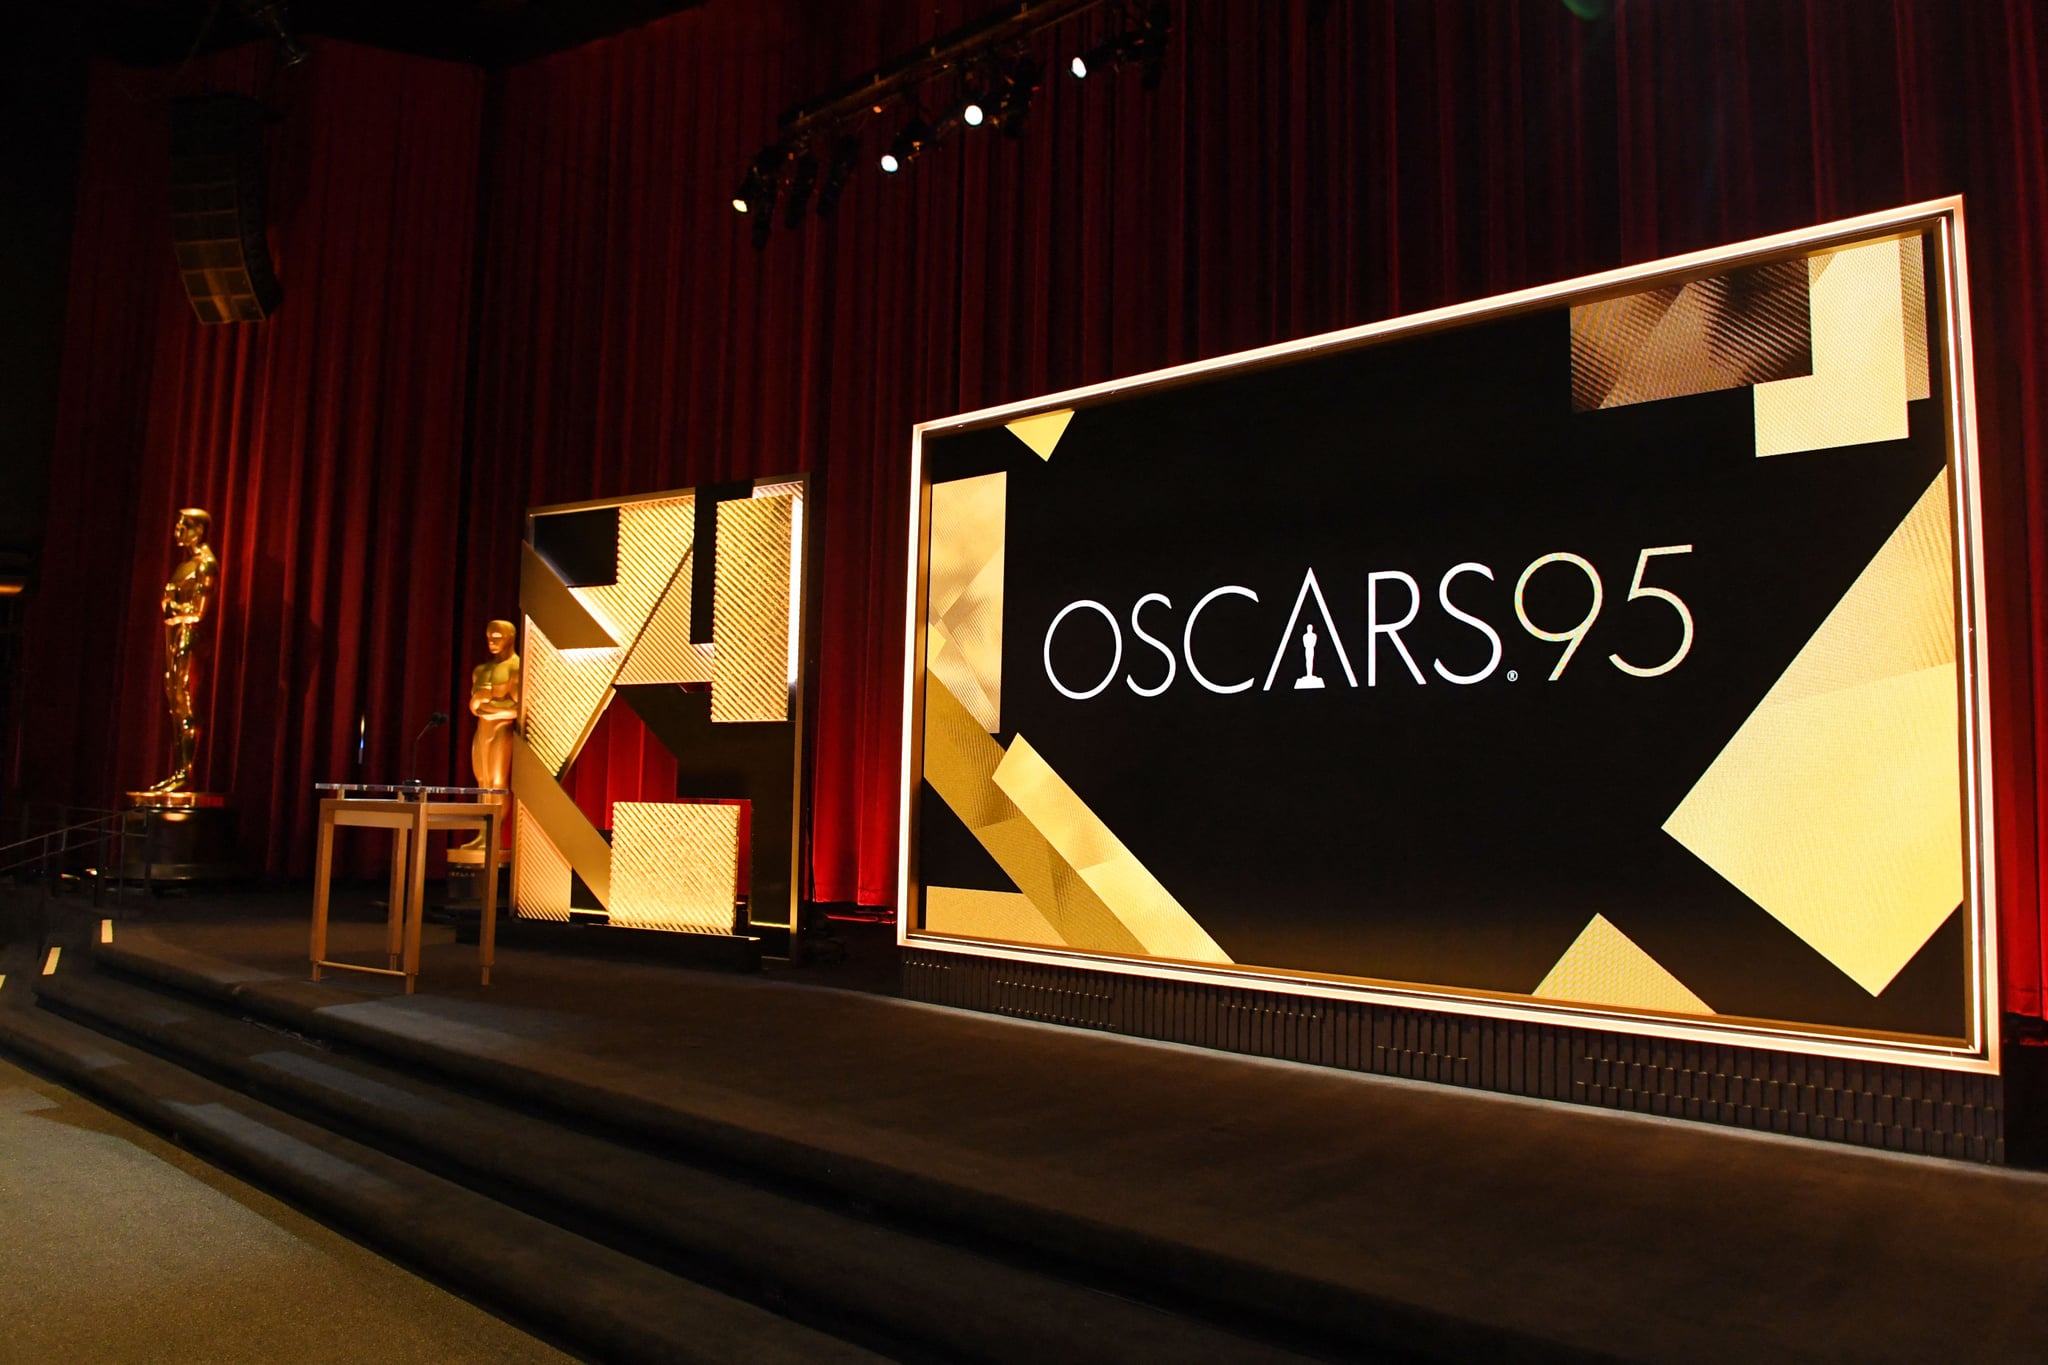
[19,1,2048,1016]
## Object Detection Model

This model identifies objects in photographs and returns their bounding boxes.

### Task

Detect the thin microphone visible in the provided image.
[408,712,448,786]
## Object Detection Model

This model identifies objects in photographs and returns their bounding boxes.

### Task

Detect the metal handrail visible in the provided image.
[0,811,123,861]
[0,805,132,904]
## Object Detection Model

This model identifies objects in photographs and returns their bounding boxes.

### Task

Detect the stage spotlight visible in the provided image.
[815,136,859,216]
[963,100,986,128]
[734,146,787,242]
[1069,52,1091,79]
[783,151,819,228]
[882,117,933,174]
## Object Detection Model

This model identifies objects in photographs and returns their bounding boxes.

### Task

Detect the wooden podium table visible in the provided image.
[310,785,504,994]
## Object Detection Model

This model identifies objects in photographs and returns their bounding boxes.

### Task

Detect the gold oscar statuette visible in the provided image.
[461,618,521,848]
[136,507,218,803]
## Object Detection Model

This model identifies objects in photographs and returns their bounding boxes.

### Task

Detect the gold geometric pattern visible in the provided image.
[1663,469,1960,995]
[512,802,574,923]
[520,616,623,776]
[1901,233,1930,402]
[1005,408,1073,460]
[921,674,1233,965]
[520,542,616,650]
[992,736,1231,964]
[922,675,1144,956]
[571,495,695,646]
[511,733,612,910]
[1754,238,1913,457]
[711,494,795,723]
[608,802,740,934]
[1571,259,1812,412]
[1533,914,1713,1015]
[614,549,715,686]
[926,472,1006,731]
[923,887,1063,945]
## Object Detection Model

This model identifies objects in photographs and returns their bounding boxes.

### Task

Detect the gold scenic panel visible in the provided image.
[1570,259,1812,413]
[1753,238,1914,457]
[711,493,796,723]
[511,802,574,923]
[571,495,696,647]
[1534,914,1713,1016]
[927,472,1007,732]
[1005,408,1073,460]
[511,733,612,909]
[608,802,740,935]
[1664,470,1960,995]
[519,616,623,777]
[615,549,715,686]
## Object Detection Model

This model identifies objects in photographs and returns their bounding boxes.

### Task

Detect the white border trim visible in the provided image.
[898,198,1998,1075]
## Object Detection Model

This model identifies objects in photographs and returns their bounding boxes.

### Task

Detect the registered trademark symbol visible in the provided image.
[1506,669,1519,682]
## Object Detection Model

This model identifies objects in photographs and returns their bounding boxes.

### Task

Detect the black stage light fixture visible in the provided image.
[783,150,820,228]
[881,117,933,174]
[988,52,1042,137]
[814,135,860,218]
[1071,5,1171,86]
[238,0,310,67]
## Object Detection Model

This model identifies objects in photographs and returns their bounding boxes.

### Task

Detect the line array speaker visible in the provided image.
[169,94,282,324]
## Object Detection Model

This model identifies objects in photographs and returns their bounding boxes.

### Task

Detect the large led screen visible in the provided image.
[900,201,1995,1069]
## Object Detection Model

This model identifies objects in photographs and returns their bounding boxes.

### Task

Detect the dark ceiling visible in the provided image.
[80,0,715,68]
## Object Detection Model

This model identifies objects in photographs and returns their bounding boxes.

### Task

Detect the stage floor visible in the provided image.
[64,885,2048,1362]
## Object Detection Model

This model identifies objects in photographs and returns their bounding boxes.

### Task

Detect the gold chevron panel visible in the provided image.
[521,616,623,776]
[1754,239,1912,457]
[615,549,715,685]
[512,802,574,922]
[992,736,1232,965]
[511,733,611,909]
[608,802,740,934]
[1570,259,1812,412]
[1006,408,1073,460]
[1533,914,1714,1015]
[711,493,795,723]
[927,472,1006,732]
[923,675,1146,955]
[1664,470,1960,995]
[923,886,1062,946]
[569,496,695,647]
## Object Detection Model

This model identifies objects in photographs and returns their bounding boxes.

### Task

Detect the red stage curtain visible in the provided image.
[20,43,485,873]
[23,3,2048,1019]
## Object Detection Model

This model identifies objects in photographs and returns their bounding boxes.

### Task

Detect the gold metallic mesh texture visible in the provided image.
[511,734,612,909]
[1754,239,1912,457]
[1902,233,1931,402]
[615,549,715,685]
[926,472,1006,732]
[1570,260,1812,412]
[921,674,1233,964]
[1533,914,1713,1015]
[521,542,615,649]
[1005,408,1074,460]
[711,494,795,723]
[923,886,1063,945]
[571,496,695,646]
[512,802,573,922]
[992,736,1231,964]
[521,616,623,776]
[1664,469,1961,995]
[608,802,740,934]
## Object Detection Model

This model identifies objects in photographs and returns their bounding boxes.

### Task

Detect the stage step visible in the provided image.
[18,953,1345,1365]
[0,985,882,1365]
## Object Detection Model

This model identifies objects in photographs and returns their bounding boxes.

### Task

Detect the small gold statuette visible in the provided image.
[461,618,521,848]
[142,508,218,798]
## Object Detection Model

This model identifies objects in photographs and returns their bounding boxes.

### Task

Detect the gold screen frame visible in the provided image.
[897,199,1998,1075]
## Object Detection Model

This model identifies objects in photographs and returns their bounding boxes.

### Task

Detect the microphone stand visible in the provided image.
[407,712,448,797]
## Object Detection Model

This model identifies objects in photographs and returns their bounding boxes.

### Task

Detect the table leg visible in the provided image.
[385,827,408,970]
[480,809,500,986]
[403,805,429,994]
[311,811,335,982]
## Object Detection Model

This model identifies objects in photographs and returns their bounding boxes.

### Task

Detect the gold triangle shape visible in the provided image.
[1533,914,1712,1016]
[1005,408,1074,461]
